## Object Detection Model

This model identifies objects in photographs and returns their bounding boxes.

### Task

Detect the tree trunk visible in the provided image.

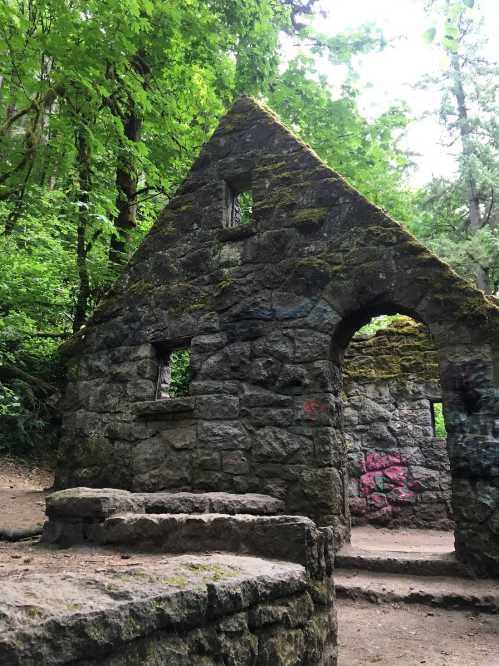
[73,126,92,332]
[108,50,150,266]
[108,113,142,265]
[449,50,492,292]
[450,52,481,232]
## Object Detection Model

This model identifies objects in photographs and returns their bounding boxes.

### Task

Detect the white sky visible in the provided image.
[294,0,499,187]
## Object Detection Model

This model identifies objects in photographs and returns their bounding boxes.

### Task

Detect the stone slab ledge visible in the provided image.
[45,488,285,521]
[0,552,336,665]
[336,545,468,578]
[43,510,335,580]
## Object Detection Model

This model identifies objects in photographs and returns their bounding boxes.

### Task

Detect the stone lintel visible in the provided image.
[135,397,196,418]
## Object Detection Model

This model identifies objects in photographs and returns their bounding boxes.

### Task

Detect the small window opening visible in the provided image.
[431,401,447,438]
[155,344,191,399]
[224,174,253,228]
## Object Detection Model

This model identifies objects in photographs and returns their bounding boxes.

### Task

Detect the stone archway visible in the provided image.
[325,289,499,576]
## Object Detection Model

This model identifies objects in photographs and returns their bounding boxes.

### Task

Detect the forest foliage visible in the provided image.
[0,0,497,454]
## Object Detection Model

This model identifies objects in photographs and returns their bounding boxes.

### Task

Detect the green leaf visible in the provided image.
[423,27,437,44]
[445,25,460,40]
[443,36,459,52]
[463,0,475,7]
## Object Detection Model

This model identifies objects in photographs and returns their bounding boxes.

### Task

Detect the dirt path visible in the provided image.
[0,457,54,533]
[351,526,454,554]
[338,599,499,665]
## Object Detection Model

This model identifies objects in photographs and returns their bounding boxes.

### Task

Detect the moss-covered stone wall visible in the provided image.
[56,97,499,576]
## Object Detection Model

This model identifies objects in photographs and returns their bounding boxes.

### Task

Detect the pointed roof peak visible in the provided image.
[217,95,331,169]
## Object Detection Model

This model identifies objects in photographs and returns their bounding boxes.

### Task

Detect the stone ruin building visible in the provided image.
[23,96,499,664]
[344,318,453,530]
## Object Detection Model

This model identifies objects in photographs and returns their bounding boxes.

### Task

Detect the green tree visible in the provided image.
[416,0,499,292]
[0,0,319,454]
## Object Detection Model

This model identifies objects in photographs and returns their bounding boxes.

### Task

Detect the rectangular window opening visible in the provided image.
[155,341,192,399]
[223,174,253,228]
[431,401,447,438]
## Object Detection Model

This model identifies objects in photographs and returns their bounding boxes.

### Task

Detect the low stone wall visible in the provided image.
[42,489,335,578]
[343,320,454,529]
[0,553,337,666]
[28,487,337,664]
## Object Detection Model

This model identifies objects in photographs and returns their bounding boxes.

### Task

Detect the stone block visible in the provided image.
[189,380,241,395]
[314,428,346,467]
[135,397,195,418]
[198,451,222,471]
[249,357,282,386]
[162,426,197,450]
[198,421,250,450]
[241,407,295,427]
[196,395,240,419]
[45,487,144,520]
[240,392,294,409]
[295,395,340,426]
[253,427,312,464]
[253,332,295,363]
[191,333,227,354]
[409,466,441,491]
[222,451,250,475]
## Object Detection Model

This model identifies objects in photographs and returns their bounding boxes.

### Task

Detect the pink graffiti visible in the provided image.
[389,487,416,504]
[365,452,402,472]
[360,471,384,495]
[383,466,407,487]
[358,451,417,519]
[368,493,389,509]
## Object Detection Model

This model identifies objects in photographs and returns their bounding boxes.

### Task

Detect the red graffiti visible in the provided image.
[303,399,329,419]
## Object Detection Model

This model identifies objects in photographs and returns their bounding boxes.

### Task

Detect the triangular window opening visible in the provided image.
[224,174,253,228]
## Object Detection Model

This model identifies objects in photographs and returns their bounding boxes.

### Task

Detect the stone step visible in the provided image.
[97,512,334,574]
[335,568,499,613]
[43,510,335,579]
[45,488,285,521]
[336,545,468,578]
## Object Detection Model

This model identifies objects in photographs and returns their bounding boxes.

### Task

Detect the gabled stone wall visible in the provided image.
[56,97,499,575]
[343,319,453,529]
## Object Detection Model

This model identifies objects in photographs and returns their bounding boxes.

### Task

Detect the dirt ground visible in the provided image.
[0,456,54,532]
[338,599,499,666]
[351,526,455,554]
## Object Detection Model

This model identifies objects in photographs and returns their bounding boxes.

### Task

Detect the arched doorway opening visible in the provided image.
[340,313,455,553]
[331,298,497,575]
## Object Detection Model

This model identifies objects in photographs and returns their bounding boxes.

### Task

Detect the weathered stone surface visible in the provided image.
[135,397,195,418]
[196,395,240,419]
[45,489,285,524]
[45,488,145,520]
[55,96,499,575]
[0,553,336,666]
[93,513,334,575]
[43,490,333,573]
